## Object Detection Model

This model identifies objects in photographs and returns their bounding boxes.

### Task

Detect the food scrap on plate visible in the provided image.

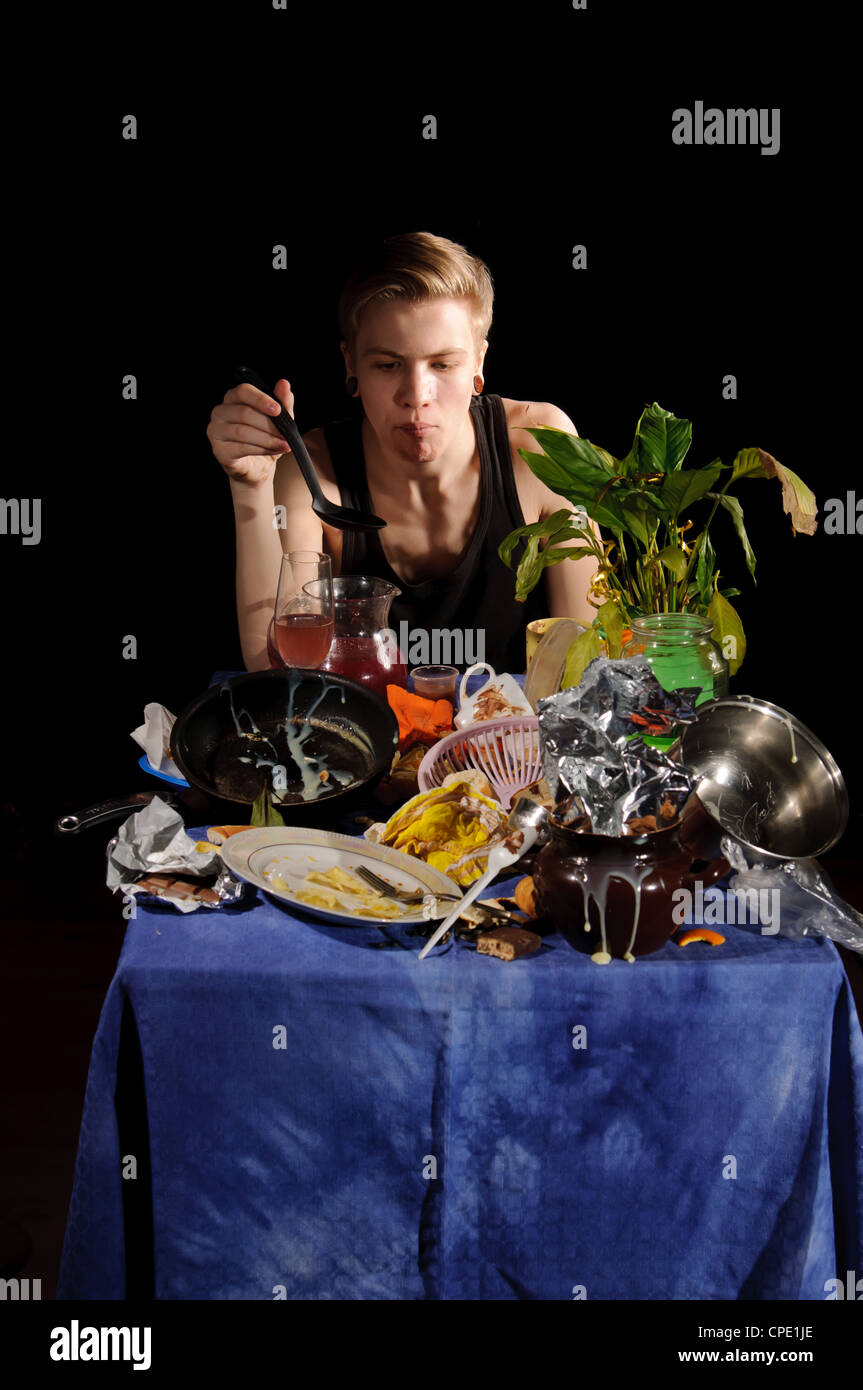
[262,861,409,919]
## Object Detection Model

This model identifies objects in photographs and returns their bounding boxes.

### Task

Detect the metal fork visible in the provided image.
[354,864,459,904]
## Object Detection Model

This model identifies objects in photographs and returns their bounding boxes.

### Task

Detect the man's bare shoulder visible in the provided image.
[501,397,578,439]
[500,398,590,525]
[300,425,336,482]
[501,397,578,494]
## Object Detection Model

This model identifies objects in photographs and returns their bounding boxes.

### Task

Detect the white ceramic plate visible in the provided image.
[221,827,463,926]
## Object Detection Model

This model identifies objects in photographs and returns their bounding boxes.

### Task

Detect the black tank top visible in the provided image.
[323,394,548,673]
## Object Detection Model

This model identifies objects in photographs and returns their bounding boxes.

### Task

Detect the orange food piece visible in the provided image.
[207,825,251,845]
[513,876,539,918]
[386,686,453,754]
[676,928,726,947]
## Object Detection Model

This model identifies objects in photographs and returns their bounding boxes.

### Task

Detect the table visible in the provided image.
[57,858,863,1300]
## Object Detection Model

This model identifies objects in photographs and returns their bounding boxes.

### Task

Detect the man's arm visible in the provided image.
[231,454,327,672]
[513,402,602,628]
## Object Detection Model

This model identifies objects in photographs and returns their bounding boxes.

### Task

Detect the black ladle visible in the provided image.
[234,365,386,531]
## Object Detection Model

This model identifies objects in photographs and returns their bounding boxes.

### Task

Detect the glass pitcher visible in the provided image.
[318,576,408,699]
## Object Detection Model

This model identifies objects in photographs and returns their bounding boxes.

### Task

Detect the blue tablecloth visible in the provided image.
[58,863,863,1300]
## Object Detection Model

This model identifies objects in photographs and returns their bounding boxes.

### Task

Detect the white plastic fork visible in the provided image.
[417,797,548,960]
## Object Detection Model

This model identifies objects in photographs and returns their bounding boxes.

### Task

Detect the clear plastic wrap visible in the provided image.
[721,835,863,952]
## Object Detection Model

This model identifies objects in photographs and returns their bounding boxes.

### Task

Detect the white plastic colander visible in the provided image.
[417,716,543,810]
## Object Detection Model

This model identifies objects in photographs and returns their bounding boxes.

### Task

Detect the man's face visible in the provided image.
[345,298,486,465]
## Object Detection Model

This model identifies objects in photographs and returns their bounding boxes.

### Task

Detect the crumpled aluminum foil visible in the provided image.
[105,794,247,912]
[537,656,698,836]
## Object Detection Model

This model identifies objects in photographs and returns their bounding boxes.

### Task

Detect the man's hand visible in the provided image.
[207,378,295,487]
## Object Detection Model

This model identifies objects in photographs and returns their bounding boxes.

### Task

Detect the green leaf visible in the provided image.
[708,492,757,582]
[593,444,620,473]
[500,506,598,599]
[636,487,670,515]
[517,449,591,501]
[718,587,741,598]
[656,545,688,579]
[541,546,596,563]
[498,523,530,570]
[543,524,590,549]
[632,403,693,474]
[561,626,604,689]
[730,447,766,482]
[660,462,723,520]
[518,455,630,534]
[524,428,616,489]
[618,499,652,545]
[597,599,626,658]
[518,444,645,537]
[707,587,746,677]
[514,534,544,601]
[497,509,573,569]
[696,531,716,609]
[251,787,286,827]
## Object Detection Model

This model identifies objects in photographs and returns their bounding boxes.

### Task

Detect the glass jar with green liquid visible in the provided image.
[621,614,729,753]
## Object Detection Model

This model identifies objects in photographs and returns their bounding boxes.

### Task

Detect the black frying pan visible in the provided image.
[54,671,399,834]
[169,669,399,808]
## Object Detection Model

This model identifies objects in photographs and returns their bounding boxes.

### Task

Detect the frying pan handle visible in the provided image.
[54,791,181,835]
[234,365,327,509]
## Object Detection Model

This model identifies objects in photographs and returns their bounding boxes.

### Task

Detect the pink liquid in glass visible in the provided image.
[273,613,334,667]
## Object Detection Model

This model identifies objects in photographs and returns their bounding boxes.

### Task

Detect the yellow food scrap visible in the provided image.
[269,863,411,918]
[292,888,343,911]
[353,901,407,919]
[306,867,369,894]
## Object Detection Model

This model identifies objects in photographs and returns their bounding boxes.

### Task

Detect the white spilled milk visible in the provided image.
[576,860,656,965]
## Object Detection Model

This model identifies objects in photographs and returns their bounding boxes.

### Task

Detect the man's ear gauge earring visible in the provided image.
[472,375,484,396]
[346,376,359,396]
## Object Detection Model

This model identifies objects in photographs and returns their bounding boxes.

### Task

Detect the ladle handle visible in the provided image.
[234,366,328,509]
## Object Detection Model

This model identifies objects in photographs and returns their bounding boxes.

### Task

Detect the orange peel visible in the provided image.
[676,928,726,947]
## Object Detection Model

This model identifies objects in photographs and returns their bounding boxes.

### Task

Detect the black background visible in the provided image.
[3,4,858,855]
[0,0,860,1340]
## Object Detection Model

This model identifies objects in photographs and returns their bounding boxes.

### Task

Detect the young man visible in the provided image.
[207,232,600,671]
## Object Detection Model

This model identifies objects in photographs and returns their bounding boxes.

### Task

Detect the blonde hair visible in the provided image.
[338,232,494,351]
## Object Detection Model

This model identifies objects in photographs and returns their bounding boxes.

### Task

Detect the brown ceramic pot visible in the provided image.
[532,792,730,961]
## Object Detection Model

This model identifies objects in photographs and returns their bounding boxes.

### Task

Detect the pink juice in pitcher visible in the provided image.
[316,576,407,699]
[320,635,407,699]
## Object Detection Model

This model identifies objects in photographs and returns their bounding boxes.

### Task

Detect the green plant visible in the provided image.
[498,402,817,677]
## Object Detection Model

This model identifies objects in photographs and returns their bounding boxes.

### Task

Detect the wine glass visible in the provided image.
[269,551,334,669]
